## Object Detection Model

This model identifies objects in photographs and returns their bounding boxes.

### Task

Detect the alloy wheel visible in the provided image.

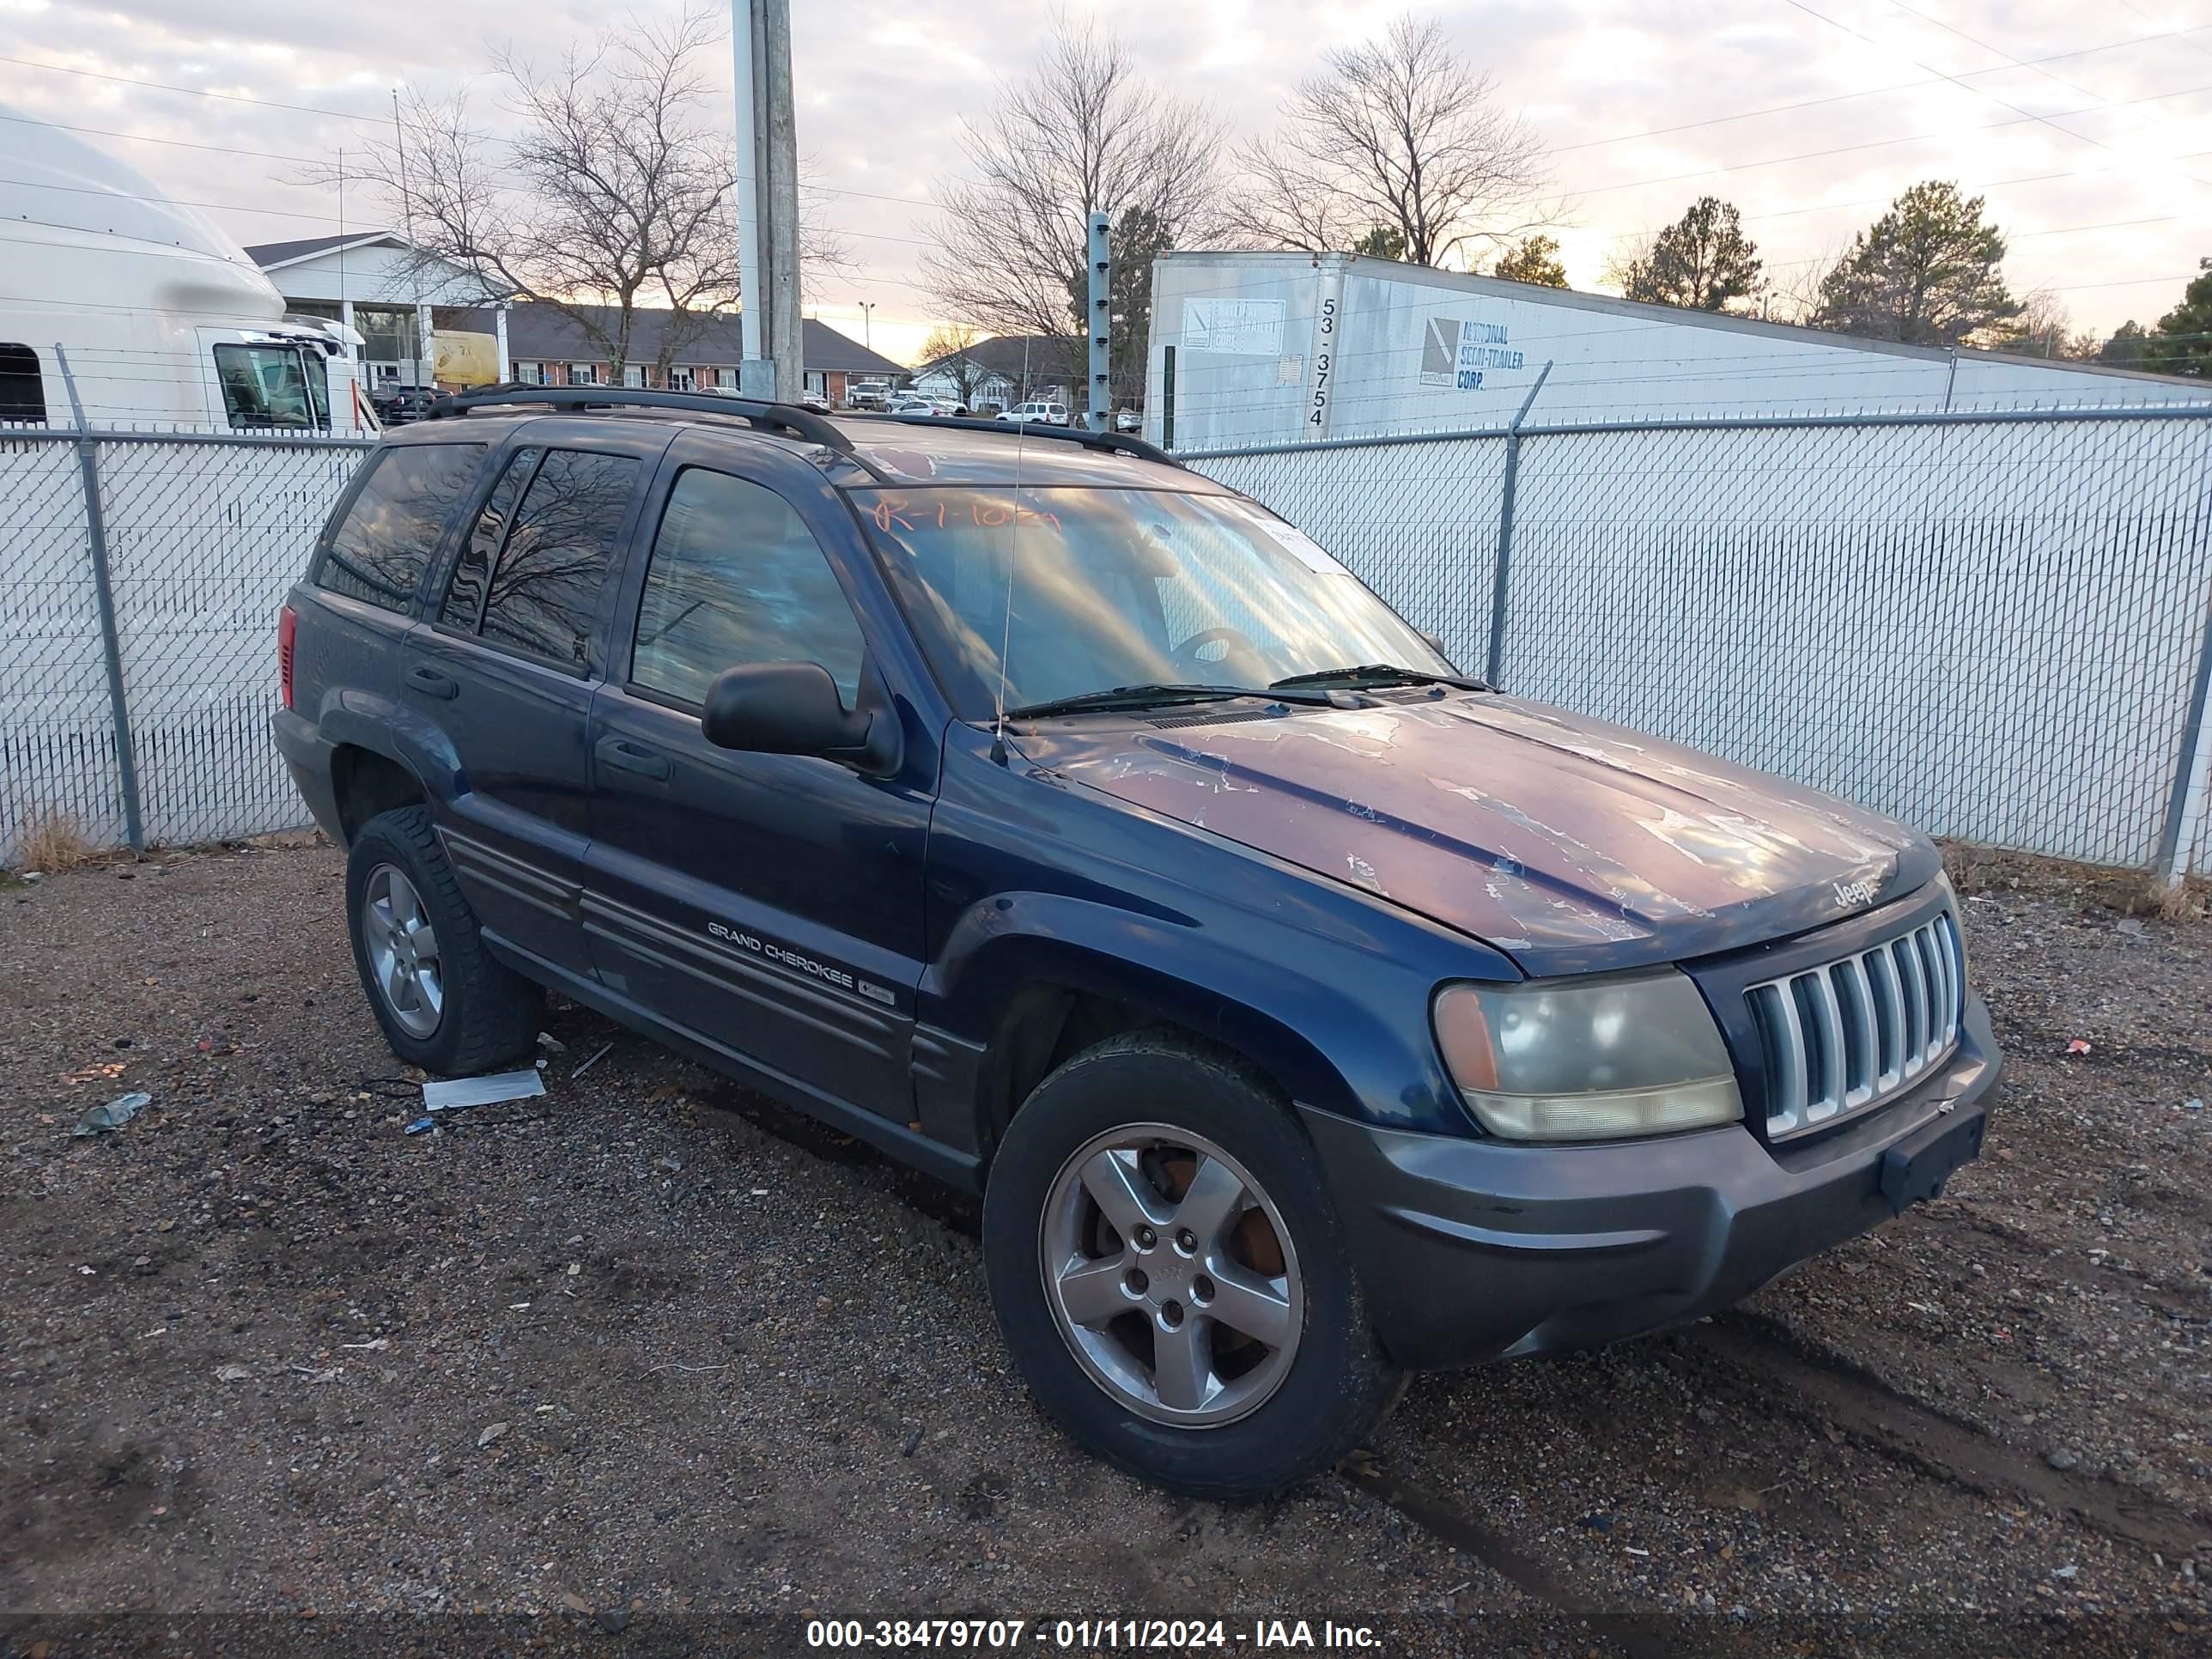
[361,863,444,1038]
[1039,1123,1303,1426]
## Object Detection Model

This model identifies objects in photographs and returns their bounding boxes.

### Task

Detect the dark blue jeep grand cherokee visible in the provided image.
[276,387,1999,1498]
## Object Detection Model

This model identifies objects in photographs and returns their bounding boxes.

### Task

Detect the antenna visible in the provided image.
[990,333,1033,764]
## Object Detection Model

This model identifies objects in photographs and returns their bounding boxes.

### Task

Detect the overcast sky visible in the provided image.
[3,0,2205,363]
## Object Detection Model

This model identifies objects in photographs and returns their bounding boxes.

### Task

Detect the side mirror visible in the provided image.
[701,661,899,775]
[1417,629,1455,668]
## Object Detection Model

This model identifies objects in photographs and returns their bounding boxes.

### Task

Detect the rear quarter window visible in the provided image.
[314,442,487,614]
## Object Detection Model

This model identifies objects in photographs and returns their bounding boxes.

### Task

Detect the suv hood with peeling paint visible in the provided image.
[1012,692,1941,976]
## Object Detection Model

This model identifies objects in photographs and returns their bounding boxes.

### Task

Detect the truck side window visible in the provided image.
[214,343,316,429]
[0,343,46,425]
[440,447,544,633]
[630,467,864,708]
[476,449,639,672]
[314,442,487,614]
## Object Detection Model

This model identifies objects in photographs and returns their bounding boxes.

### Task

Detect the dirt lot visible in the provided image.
[3,842,2209,1657]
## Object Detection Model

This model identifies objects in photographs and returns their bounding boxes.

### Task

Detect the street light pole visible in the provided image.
[860,301,875,351]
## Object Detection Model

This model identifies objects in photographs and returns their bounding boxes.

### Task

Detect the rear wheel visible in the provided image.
[983,1031,1401,1498]
[345,805,541,1074]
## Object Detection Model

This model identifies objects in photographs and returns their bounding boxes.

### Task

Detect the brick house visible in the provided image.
[496,302,903,404]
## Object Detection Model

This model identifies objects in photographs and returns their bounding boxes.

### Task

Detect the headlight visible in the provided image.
[1433,969,1743,1141]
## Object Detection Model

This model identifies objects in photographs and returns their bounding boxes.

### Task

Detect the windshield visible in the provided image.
[854,486,1451,720]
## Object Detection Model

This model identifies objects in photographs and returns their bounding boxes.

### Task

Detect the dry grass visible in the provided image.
[1939,837,2208,921]
[2155,873,2210,921]
[11,811,96,875]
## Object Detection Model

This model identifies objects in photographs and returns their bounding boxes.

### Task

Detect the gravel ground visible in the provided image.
[2,842,2208,1657]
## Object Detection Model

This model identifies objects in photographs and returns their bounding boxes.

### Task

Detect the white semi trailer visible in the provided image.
[1145,250,2207,452]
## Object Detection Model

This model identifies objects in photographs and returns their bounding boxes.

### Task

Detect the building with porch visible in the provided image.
[244,233,904,402]
[244,231,506,390]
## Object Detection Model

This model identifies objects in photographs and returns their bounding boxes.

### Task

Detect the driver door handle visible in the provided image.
[596,736,672,781]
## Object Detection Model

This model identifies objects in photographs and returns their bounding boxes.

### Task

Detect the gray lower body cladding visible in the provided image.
[1304,996,2001,1370]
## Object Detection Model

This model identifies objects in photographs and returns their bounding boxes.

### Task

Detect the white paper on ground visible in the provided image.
[422,1069,547,1111]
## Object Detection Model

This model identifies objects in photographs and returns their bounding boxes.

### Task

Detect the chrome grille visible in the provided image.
[1747,910,1964,1138]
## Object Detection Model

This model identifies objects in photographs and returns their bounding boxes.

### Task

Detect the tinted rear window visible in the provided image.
[315,443,486,614]
[439,446,543,633]
[477,449,639,671]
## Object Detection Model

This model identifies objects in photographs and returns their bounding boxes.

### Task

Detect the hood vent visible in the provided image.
[1144,706,1286,730]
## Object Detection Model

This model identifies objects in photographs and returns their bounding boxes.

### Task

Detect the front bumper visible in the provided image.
[1304,995,2001,1370]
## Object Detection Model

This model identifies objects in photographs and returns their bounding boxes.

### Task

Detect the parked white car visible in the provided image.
[848,379,892,410]
[890,393,968,417]
[999,400,1070,426]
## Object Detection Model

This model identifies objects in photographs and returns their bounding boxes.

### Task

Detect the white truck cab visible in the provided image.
[0,106,376,436]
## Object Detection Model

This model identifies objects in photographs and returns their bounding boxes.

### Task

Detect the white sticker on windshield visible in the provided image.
[1226,500,1353,578]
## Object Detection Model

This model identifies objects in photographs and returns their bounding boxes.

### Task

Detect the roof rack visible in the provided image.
[422,384,875,465]
[855,411,1185,470]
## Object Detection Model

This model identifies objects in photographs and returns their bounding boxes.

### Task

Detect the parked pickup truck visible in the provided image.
[275,386,2000,1499]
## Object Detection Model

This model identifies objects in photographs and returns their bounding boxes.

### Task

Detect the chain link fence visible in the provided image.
[3,405,2210,878]
[1189,405,2212,878]
[1,428,373,864]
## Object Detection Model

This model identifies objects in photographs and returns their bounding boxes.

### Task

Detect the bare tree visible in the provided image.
[2000,289,2099,360]
[1224,14,1553,268]
[923,15,1224,382]
[918,322,991,407]
[319,4,837,384]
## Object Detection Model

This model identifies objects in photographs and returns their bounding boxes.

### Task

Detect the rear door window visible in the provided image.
[314,443,487,614]
[473,449,640,672]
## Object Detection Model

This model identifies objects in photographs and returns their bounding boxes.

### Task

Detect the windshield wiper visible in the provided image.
[1269,664,1492,693]
[1004,683,1337,720]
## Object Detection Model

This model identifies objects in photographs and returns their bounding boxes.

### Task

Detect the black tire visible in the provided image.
[983,1030,1402,1499]
[345,805,541,1074]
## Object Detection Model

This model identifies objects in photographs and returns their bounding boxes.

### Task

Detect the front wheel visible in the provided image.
[983,1032,1402,1498]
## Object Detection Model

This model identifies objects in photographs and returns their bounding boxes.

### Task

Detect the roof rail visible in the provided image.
[422,384,870,461]
[855,411,1185,470]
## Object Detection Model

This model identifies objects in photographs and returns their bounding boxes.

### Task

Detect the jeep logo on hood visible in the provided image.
[1833,874,1881,908]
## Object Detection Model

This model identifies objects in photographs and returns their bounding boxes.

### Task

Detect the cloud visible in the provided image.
[3,0,2203,354]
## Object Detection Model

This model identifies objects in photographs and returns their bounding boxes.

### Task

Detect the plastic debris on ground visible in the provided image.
[403,1115,437,1137]
[73,1091,152,1136]
[2065,1039,2092,1054]
[421,1069,545,1112]
[572,1041,615,1079]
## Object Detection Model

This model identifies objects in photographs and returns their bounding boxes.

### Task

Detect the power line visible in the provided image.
[1569,75,2212,199]
[0,54,386,122]
[0,111,325,166]
[1551,21,2201,155]
[0,174,350,226]
[1878,0,2112,106]
[1776,0,2212,193]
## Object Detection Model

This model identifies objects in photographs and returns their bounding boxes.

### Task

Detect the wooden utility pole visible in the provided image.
[732,0,802,400]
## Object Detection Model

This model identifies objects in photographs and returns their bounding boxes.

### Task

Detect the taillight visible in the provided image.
[278,604,297,710]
